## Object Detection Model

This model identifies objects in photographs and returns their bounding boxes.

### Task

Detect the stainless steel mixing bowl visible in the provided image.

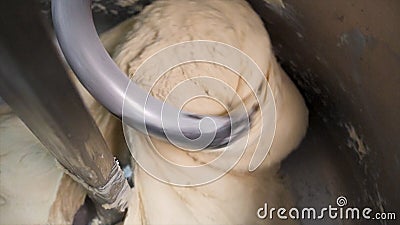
[35,1,400,224]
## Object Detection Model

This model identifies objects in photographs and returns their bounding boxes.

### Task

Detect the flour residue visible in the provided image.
[92,0,146,16]
[116,0,140,8]
[92,1,108,14]
[345,123,368,160]
[262,0,285,8]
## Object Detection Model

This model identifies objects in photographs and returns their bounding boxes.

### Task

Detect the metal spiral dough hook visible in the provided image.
[52,0,253,149]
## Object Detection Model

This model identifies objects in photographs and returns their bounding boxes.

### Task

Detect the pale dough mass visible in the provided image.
[101,0,309,224]
[0,0,308,224]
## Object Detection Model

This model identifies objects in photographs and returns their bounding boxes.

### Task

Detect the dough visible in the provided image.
[0,90,127,224]
[0,66,126,224]
[0,106,86,224]
[87,0,309,224]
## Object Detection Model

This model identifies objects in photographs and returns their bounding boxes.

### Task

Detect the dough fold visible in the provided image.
[89,0,309,224]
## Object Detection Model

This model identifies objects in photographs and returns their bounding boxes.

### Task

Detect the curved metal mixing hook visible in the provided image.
[52,0,251,149]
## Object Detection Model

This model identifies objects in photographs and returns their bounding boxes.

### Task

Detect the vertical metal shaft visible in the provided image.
[0,1,129,224]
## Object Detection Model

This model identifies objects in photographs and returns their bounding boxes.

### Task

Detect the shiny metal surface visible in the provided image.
[13,0,400,224]
[52,0,254,150]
